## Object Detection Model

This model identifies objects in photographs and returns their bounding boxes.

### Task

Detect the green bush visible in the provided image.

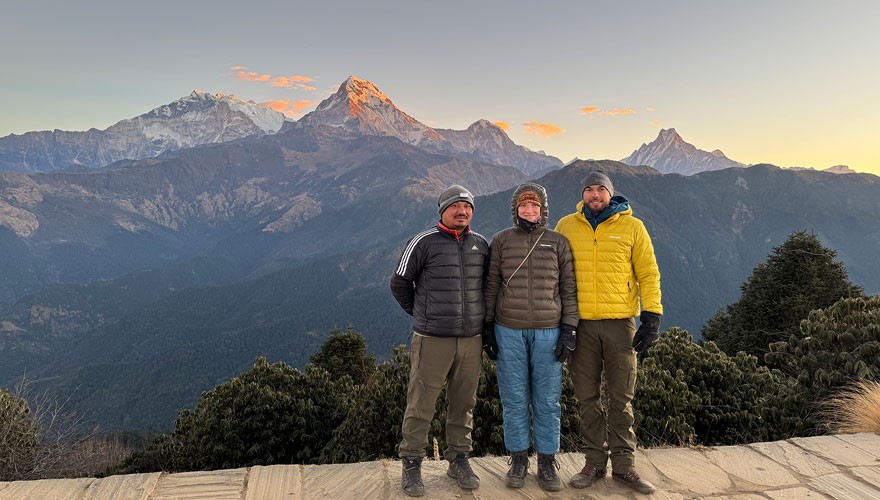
[309,324,377,386]
[0,388,41,480]
[766,296,880,433]
[635,328,798,446]
[117,357,351,472]
[319,345,410,463]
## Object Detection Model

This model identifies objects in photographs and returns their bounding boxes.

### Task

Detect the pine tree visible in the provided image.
[703,230,862,358]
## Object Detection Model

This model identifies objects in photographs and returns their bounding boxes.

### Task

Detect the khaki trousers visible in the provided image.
[398,333,483,460]
[570,318,638,473]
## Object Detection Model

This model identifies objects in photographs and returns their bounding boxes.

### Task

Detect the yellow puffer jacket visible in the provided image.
[554,201,662,319]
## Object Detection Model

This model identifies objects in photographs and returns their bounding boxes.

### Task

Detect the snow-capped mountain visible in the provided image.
[621,128,744,175]
[435,120,562,176]
[297,76,562,176]
[297,77,444,144]
[0,91,291,173]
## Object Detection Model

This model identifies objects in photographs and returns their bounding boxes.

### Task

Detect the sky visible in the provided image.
[2,1,879,174]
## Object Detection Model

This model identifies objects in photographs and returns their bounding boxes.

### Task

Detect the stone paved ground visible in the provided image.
[1,433,878,499]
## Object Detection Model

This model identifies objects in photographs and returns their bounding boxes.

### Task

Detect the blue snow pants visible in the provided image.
[495,324,563,455]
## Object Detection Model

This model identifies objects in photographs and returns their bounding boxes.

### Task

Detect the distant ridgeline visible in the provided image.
[1,160,878,431]
[0,77,878,432]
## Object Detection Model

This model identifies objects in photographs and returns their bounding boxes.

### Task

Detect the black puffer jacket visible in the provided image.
[390,224,489,337]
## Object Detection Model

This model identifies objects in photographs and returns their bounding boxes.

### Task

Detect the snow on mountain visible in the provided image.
[298,76,445,144]
[824,165,857,174]
[297,77,561,176]
[621,128,745,175]
[435,120,562,176]
[109,90,289,151]
[0,91,291,173]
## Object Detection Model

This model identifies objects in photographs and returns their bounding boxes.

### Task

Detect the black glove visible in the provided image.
[633,311,661,353]
[554,324,577,362]
[482,322,498,360]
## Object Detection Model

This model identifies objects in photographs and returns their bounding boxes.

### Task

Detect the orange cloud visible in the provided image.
[650,119,663,127]
[492,121,510,131]
[236,70,271,82]
[230,65,246,71]
[647,107,656,112]
[523,121,564,137]
[599,108,636,116]
[260,99,319,116]
[297,83,317,91]
[272,75,316,88]
[580,106,600,115]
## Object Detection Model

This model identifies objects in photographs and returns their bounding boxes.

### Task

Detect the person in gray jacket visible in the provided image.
[483,182,579,491]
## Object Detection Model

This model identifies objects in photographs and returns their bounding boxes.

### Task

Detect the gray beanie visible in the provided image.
[581,171,614,196]
[438,184,475,215]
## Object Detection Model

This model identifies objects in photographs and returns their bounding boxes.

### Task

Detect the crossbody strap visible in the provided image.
[504,231,544,288]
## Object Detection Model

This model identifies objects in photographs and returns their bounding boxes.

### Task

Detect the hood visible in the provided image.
[510,182,549,227]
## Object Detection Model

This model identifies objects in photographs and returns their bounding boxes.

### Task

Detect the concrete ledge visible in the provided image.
[1,433,878,499]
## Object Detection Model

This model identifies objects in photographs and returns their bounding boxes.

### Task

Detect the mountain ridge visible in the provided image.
[3,162,879,430]
[0,91,291,173]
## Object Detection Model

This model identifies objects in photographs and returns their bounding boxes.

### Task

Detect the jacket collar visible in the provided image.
[438,221,470,240]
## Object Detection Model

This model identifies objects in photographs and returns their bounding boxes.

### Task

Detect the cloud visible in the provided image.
[599,108,636,116]
[272,75,315,88]
[492,121,510,131]
[236,70,271,82]
[230,65,246,71]
[523,121,564,137]
[650,119,663,127]
[260,99,319,116]
[580,106,600,115]
[647,107,656,112]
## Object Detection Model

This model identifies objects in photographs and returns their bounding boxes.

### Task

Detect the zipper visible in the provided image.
[527,231,533,318]
[459,236,465,326]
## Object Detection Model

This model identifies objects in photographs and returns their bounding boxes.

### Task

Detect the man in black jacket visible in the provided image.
[390,184,489,497]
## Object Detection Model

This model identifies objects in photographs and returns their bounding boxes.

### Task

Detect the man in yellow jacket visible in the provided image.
[555,170,662,495]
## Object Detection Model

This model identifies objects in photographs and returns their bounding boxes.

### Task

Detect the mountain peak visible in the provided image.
[0,91,290,173]
[622,128,744,175]
[300,77,442,143]
[824,164,857,174]
[466,119,501,132]
[658,128,681,140]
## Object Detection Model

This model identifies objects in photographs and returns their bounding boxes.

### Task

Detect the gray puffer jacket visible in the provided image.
[484,183,579,329]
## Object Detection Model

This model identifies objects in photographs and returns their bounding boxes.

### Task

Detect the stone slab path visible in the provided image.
[1,433,878,499]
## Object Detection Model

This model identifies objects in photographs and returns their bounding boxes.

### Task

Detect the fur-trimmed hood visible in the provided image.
[510,182,549,226]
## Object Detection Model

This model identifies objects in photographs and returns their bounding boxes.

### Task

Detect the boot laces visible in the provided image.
[454,454,475,476]
[508,453,528,476]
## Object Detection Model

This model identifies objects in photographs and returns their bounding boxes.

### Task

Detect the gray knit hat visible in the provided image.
[437,184,475,215]
[581,171,614,196]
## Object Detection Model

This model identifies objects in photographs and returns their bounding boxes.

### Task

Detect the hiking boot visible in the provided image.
[536,454,562,491]
[569,460,606,488]
[613,470,656,495]
[401,456,425,497]
[447,453,480,490]
[505,451,529,488]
